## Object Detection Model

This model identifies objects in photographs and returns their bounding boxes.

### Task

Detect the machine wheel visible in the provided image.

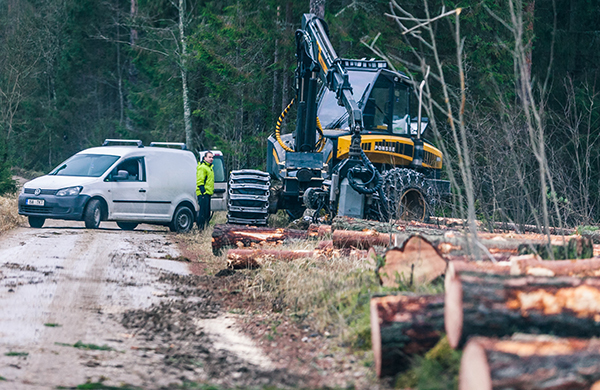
[382,168,431,222]
[28,216,45,228]
[117,221,138,231]
[84,199,103,229]
[227,169,270,226]
[170,205,194,233]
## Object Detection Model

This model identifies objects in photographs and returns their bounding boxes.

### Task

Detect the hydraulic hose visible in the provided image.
[276,99,326,153]
[347,150,382,195]
[276,99,295,153]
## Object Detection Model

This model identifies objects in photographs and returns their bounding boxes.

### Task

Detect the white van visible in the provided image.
[18,140,198,232]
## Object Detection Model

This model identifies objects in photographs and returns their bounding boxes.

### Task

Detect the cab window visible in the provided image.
[107,157,146,181]
[363,76,410,134]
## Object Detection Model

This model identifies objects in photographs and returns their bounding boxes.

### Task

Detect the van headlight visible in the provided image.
[56,186,83,196]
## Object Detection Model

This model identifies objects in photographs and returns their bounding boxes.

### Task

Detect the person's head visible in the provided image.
[203,152,214,164]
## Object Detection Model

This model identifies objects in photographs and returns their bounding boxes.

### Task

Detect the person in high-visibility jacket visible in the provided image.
[196,152,214,230]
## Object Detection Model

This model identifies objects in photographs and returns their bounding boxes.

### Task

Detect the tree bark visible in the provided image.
[178,0,192,148]
[371,294,444,377]
[460,335,600,390]
[445,262,600,349]
[226,248,367,269]
[309,0,325,19]
[211,224,308,255]
[379,235,447,287]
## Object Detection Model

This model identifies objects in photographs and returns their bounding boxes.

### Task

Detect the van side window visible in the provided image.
[108,157,145,181]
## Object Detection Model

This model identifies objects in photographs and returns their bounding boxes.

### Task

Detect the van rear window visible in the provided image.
[49,154,120,177]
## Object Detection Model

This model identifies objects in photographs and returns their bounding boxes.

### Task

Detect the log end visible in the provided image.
[444,262,463,349]
[459,338,492,390]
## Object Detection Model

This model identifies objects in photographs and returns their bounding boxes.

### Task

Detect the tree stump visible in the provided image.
[445,262,600,348]
[379,235,447,287]
[370,294,444,377]
[460,335,600,390]
[211,224,307,255]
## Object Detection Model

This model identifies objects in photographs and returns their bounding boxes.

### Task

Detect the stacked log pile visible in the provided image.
[211,219,600,386]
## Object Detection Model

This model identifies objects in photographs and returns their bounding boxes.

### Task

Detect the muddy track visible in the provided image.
[0,221,302,389]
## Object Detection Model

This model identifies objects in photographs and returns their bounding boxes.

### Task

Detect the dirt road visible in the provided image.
[0,221,297,389]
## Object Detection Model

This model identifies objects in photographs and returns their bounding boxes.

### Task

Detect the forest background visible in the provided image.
[0,0,599,229]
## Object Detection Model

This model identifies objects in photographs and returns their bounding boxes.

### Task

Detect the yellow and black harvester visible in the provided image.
[226,14,450,226]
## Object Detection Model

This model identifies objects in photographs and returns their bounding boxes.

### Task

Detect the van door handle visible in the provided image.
[139,189,146,193]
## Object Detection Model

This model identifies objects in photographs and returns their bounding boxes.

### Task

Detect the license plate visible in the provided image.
[26,199,45,206]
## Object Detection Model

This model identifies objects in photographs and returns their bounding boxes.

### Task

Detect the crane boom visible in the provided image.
[295,14,363,157]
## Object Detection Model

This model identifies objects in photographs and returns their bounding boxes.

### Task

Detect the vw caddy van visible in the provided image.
[18,140,198,232]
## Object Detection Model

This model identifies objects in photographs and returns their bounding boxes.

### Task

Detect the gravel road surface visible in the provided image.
[0,220,296,389]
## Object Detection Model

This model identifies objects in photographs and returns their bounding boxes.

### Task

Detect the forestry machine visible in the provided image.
[227,13,450,226]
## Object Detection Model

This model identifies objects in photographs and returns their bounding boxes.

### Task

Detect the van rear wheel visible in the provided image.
[117,222,138,231]
[28,216,45,228]
[170,205,194,233]
[84,199,103,229]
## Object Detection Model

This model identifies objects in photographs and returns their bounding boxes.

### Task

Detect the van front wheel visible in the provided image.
[84,199,103,229]
[170,205,194,233]
[28,216,45,228]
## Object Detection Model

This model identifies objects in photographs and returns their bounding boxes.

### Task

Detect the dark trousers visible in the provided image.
[197,194,211,230]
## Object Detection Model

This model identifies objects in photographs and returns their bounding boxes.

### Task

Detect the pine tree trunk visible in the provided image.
[460,335,600,390]
[371,294,444,377]
[178,0,192,148]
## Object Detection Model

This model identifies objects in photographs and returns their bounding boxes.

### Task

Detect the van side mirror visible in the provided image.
[114,170,129,181]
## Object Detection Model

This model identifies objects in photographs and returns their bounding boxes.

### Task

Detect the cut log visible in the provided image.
[307,224,331,239]
[226,248,367,269]
[211,224,307,255]
[316,240,333,250]
[511,255,600,277]
[445,262,600,349]
[379,235,447,287]
[332,229,392,249]
[371,294,444,377]
[440,232,593,261]
[460,335,600,390]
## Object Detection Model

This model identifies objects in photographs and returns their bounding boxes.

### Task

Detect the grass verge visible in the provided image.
[0,192,24,233]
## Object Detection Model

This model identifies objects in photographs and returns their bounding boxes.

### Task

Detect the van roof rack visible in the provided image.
[149,142,187,150]
[102,139,144,148]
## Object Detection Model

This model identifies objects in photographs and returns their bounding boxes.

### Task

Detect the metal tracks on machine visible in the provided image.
[227,169,270,225]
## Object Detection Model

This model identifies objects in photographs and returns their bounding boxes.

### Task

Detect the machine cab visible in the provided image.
[317,61,414,136]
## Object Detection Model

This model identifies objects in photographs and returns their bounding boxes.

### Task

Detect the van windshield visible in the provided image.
[49,154,120,177]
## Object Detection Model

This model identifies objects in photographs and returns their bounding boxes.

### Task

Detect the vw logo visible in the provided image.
[34,188,41,196]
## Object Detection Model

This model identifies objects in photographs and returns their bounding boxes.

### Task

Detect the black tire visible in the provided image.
[84,199,103,229]
[382,168,431,222]
[116,221,138,231]
[170,205,194,233]
[28,216,45,228]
